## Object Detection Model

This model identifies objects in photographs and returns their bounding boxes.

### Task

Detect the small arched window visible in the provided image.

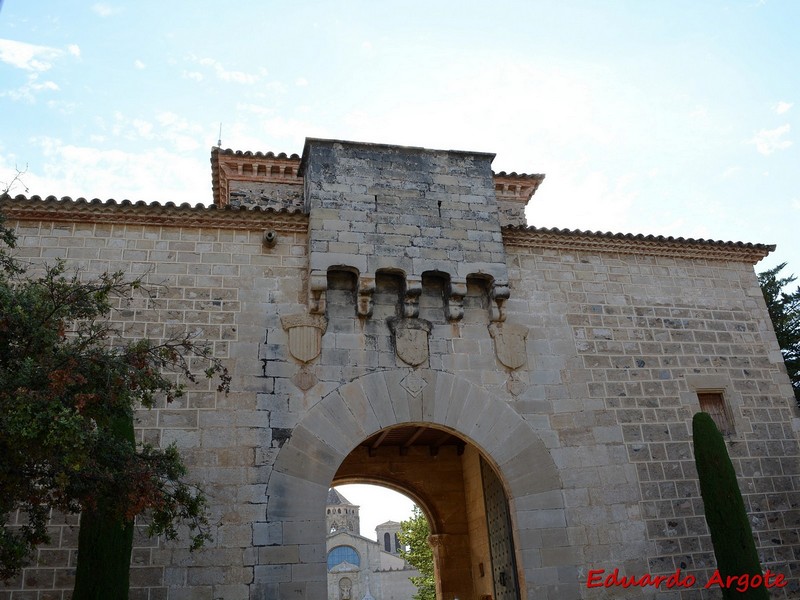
[383,532,391,552]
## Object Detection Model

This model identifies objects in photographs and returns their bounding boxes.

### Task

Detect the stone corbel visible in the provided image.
[403,275,422,318]
[446,278,467,321]
[490,282,510,322]
[308,269,327,314]
[357,275,376,318]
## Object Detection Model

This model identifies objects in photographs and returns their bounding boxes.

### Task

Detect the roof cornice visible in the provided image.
[493,172,545,206]
[502,225,774,264]
[211,147,302,208]
[0,195,308,233]
[3,196,771,263]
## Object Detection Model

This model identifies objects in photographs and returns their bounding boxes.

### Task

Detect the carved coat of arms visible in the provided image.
[281,313,328,363]
[488,322,528,370]
[388,318,432,367]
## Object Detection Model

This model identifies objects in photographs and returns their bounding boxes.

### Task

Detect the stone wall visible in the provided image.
[503,244,800,596]
[0,209,307,600]
[1,137,798,600]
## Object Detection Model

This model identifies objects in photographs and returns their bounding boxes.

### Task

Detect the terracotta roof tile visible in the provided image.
[0,194,307,232]
[492,171,545,179]
[503,224,775,263]
[214,148,301,160]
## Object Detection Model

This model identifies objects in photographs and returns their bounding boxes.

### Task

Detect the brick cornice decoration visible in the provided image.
[211,147,303,208]
[493,172,545,206]
[502,225,775,264]
[211,145,546,210]
[0,195,309,233]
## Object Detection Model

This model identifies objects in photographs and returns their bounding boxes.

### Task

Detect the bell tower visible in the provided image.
[326,488,360,535]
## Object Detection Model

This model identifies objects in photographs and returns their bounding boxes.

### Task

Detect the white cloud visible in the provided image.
[295,77,308,87]
[257,80,288,95]
[155,112,203,151]
[0,39,80,101]
[28,136,209,204]
[132,119,153,139]
[236,103,275,116]
[157,113,179,126]
[134,59,145,70]
[1,73,60,102]
[721,166,740,179]
[91,3,116,17]
[0,38,63,71]
[30,79,58,93]
[182,70,203,82]
[218,116,323,154]
[194,57,260,84]
[335,60,619,164]
[750,124,792,155]
[99,111,204,153]
[228,108,317,151]
[775,101,793,115]
[689,105,708,121]
[525,167,640,234]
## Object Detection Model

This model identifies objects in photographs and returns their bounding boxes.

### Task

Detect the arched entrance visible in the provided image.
[334,424,521,599]
[263,369,575,599]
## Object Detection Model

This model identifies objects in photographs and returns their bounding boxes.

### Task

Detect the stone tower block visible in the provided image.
[300,139,510,321]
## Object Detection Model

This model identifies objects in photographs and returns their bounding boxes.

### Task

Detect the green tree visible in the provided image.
[693,412,769,599]
[398,505,435,600]
[0,207,230,587]
[758,263,800,405]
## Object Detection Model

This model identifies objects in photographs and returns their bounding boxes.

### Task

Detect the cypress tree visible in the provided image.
[72,412,135,600]
[692,412,769,599]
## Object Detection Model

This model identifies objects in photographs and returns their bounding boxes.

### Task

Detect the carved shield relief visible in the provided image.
[488,322,528,370]
[388,318,432,367]
[281,313,328,363]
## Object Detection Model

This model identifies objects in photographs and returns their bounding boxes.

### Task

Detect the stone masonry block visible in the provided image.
[253,521,283,547]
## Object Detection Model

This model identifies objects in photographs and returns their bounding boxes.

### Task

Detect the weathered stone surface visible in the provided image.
[3,138,797,600]
[281,313,327,363]
[387,317,431,367]
[488,321,529,369]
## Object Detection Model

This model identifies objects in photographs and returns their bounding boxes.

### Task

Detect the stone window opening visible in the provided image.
[327,545,360,571]
[698,390,734,435]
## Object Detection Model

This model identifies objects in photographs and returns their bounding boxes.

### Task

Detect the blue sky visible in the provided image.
[1,1,798,274]
[1,0,798,534]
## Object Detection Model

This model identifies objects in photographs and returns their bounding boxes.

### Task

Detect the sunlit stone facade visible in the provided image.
[1,138,797,599]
